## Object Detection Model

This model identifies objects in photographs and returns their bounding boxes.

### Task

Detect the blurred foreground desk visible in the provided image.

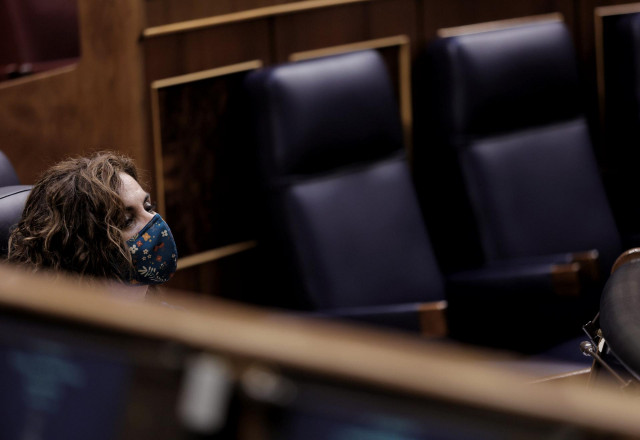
[0,263,638,440]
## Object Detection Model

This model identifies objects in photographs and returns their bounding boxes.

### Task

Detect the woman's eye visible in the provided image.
[124,217,134,228]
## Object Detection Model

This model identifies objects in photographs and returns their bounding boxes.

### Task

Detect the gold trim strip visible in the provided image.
[149,60,263,216]
[151,60,263,89]
[289,35,409,61]
[593,5,640,127]
[398,40,413,163]
[0,64,77,90]
[594,8,606,127]
[177,241,257,270]
[437,12,563,38]
[595,3,640,18]
[143,0,372,38]
[289,35,413,160]
[150,84,165,216]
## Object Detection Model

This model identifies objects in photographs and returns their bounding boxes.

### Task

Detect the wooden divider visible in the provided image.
[0,262,640,438]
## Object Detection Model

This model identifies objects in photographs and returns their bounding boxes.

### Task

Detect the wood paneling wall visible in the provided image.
[0,0,148,184]
[577,0,637,156]
[144,0,302,27]
[0,0,638,297]
[422,0,575,39]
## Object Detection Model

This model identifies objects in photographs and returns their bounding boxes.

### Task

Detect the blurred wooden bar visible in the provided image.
[0,262,640,438]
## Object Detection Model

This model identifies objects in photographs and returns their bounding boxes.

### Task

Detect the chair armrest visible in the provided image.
[310,301,448,338]
[570,250,600,283]
[484,250,600,281]
[469,249,601,297]
[445,262,591,352]
[447,261,582,299]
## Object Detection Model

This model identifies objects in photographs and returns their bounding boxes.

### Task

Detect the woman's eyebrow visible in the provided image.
[124,194,150,212]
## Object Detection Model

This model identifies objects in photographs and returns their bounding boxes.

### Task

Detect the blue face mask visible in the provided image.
[125,214,178,285]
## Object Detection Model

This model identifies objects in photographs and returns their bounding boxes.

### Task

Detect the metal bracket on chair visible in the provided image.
[582,312,600,344]
[581,313,635,391]
[579,340,634,390]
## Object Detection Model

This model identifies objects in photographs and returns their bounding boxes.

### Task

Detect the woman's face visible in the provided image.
[118,172,156,239]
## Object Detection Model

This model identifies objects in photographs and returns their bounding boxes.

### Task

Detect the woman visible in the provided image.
[8,151,178,297]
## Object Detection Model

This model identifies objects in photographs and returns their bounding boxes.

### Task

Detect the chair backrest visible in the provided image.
[414,20,621,272]
[0,185,31,257]
[0,151,19,187]
[246,50,445,310]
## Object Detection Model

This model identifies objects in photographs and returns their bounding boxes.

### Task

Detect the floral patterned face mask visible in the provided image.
[126,214,178,285]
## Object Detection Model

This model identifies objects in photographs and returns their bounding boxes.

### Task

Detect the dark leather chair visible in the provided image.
[413,19,620,350]
[598,12,640,246]
[0,185,31,257]
[244,50,448,336]
[415,19,621,274]
[0,150,19,187]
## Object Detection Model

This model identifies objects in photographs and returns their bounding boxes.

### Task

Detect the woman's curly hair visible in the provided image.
[8,151,141,281]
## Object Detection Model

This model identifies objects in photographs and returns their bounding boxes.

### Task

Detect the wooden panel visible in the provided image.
[0,0,148,184]
[576,0,632,61]
[576,0,637,159]
[144,0,302,27]
[273,3,369,61]
[369,0,418,52]
[145,0,235,27]
[151,63,262,263]
[142,19,271,296]
[421,0,575,45]
[143,20,271,82]
[6,263,640,439]
[597,4,640,114]
[142,0,374,38]
[593,3,640,130]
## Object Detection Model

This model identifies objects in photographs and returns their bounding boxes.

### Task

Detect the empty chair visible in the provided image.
[0,185,31,257]
[414,20,621,294]
[244,50,448,335]
[243,50,592,360]
[412,19,622,350]
[414,19,621,275]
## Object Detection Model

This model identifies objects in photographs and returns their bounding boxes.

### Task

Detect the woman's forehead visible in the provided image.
[118,173,146,204]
